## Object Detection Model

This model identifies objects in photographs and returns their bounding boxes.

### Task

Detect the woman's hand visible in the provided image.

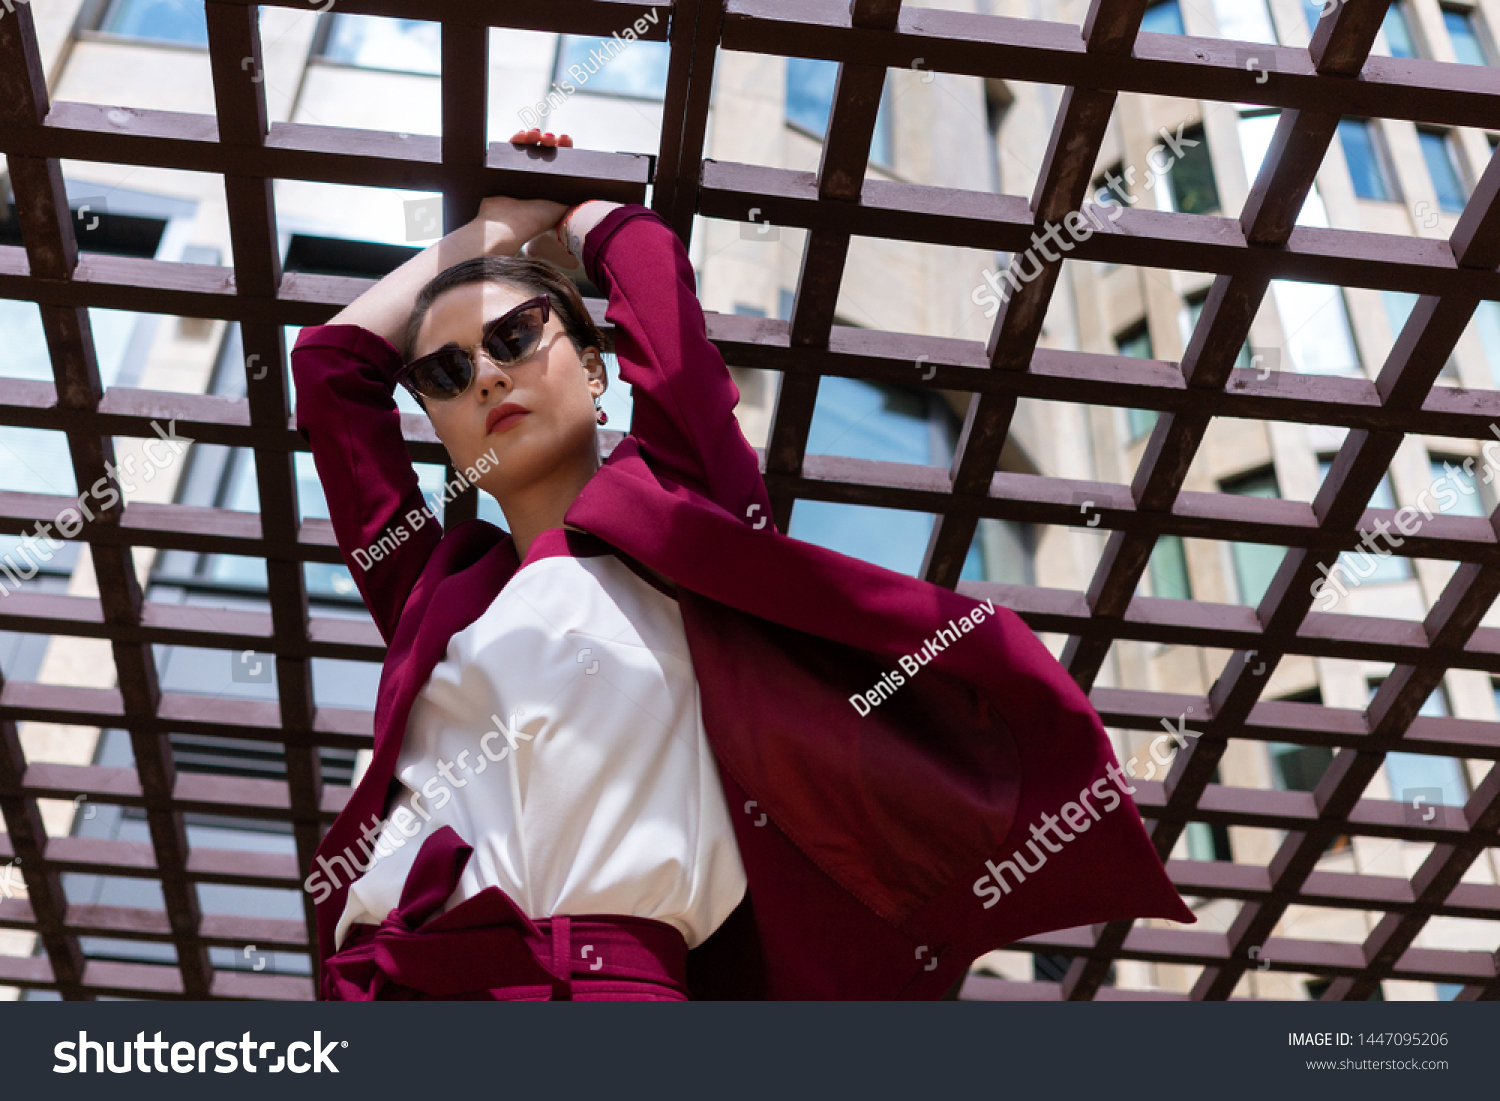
[469,131,579,256]
[510,127,573,149]
[327,130,578,345]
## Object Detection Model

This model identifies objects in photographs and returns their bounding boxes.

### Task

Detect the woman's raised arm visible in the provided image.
[291,197,565,643]
[558,203,770,520]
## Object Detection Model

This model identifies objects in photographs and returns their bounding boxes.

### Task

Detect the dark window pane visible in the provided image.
[1166,125,1220,215]
[1184,820,1232,861]
[1270,742,1334,792]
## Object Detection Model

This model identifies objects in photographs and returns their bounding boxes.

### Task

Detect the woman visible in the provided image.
[291,130,1192,1001]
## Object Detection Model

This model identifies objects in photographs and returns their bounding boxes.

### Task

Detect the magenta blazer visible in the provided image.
[291,204,1193,999]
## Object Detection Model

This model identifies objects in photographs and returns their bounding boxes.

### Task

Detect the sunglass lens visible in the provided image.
[484,307,545,365]
[409,352,473,399]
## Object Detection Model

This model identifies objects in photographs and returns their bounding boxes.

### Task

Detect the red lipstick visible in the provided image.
[486,402,529,434]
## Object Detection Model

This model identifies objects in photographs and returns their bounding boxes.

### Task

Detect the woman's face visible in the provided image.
[412,280,605,502]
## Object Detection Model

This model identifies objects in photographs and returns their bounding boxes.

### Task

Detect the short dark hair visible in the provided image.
[400,255,609,387]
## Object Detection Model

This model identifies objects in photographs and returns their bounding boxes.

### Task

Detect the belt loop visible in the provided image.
[550,915,573,1001]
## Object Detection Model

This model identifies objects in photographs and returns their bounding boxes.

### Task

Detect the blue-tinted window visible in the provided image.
[100,0,208,46]
[1429,457,1488,517]
[786,58,894,168]
[1418,129,1468,214]
[1383,4,1420,58]
[789,377,986,579]
[1474,299,1500,386]
[1302,0,1327,35]
[1141,1,1185,35]
[1117,325,1158,440]
[1223,469,1285,607]
[1338,119,1394,201]
[1371,682,1469,806]
[1443,7,1491,65]
[319,15,440,75]
[1382,290,1459,378]
[557,35,671,98]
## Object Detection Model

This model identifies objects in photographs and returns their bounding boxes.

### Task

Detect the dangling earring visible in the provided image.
[594,397,608,426]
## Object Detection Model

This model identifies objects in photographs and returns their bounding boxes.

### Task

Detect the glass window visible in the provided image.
[1184,822,1232,861]
[1271,742,1334,792]
[786,58,894,168]
[1271,281,1363,375]
[1473,300,1500,386]
[1212,0,1275,43]
[1315,459,1412,583]
[1418,129,1468,214]
[1179,292,1253,371]
[1382,3,1420,58]
[1160,124,1220,215]
[1338,118,1395,201]
[1184,767,1231,861]
[1116,325,1158,440]
[1141,1,1185,35]
[984,81,1012,194]
[1302,0,1327,35]
[99,0,208,46]
[1223,468,1285,607]
[0,197,168,589]
[1442,7,1491,65]
[1383,290,1460,378]
[556,35,671,98]
[1371,682,1469,805]
[1148,535,1192,600]
[1429,456,1488,517]
[319,15,441,75]
[789,377,987,579]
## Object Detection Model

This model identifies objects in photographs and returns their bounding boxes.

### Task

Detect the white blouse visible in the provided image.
[334,535,748,951]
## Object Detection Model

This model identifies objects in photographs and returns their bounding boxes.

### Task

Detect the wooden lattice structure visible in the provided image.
[1,0,1498,999]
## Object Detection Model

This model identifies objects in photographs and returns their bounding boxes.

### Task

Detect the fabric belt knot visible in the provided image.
[322,826,691,1001]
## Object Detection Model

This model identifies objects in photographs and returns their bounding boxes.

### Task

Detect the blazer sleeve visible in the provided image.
[581,205,771,519]
[291,323,442,644]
